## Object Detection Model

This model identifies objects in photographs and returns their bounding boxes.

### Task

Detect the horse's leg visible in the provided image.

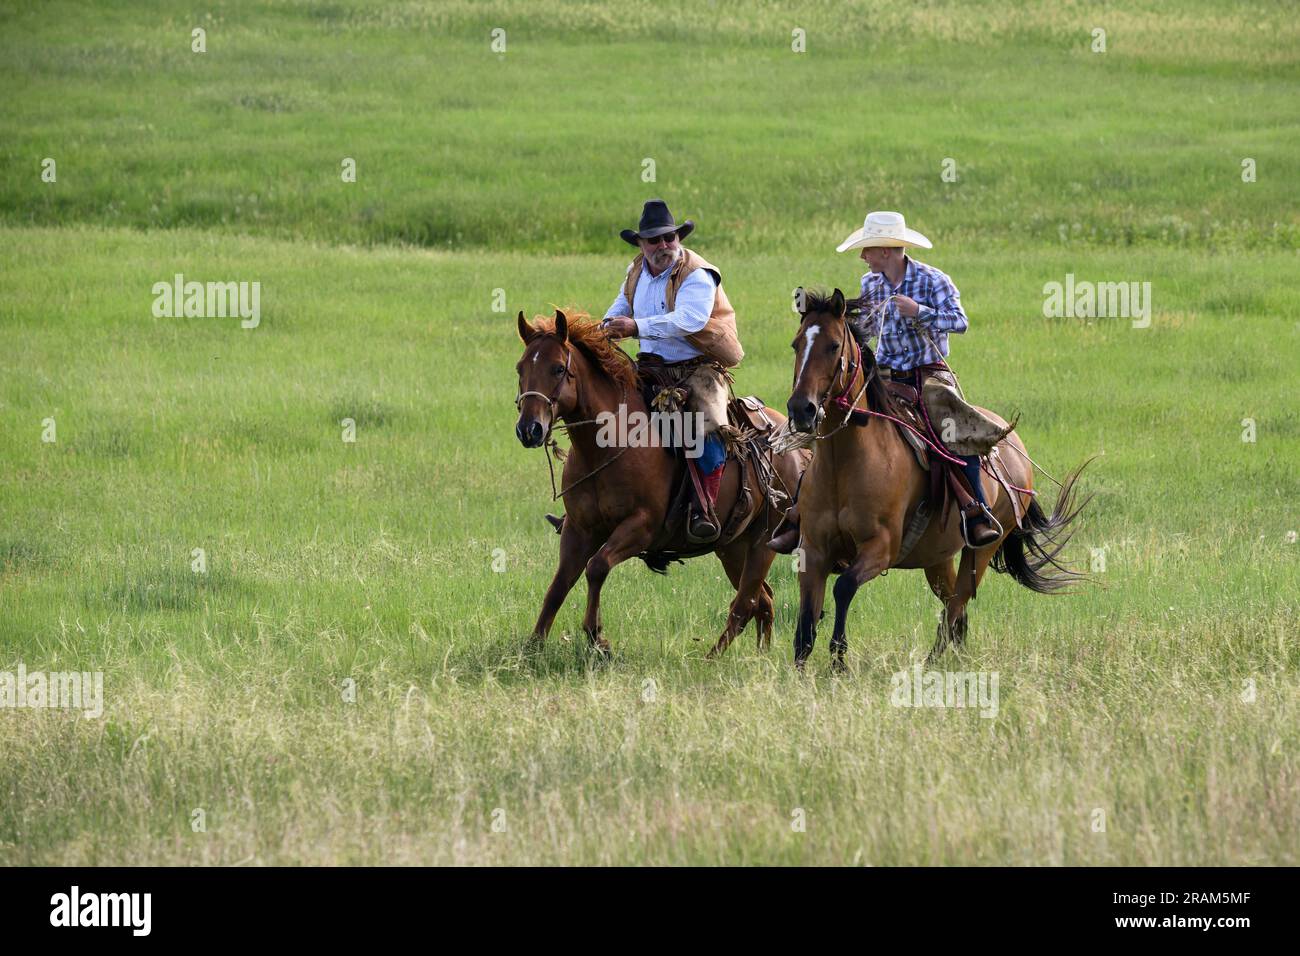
[755,580,775,651]
[704,540,747,658]
[794,550,830,670]
[706,534,776,659]
[715,541,744,591]
[924,558,959,662]
[828,536,893,673]
[946,543,1001,652]
[530,522,598,646]
[581,513,656,655]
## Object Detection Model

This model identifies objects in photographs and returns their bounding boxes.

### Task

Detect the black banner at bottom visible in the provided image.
[0,866,1284,942]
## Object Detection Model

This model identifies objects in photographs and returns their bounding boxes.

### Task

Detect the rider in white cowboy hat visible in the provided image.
[768,211,1003,552]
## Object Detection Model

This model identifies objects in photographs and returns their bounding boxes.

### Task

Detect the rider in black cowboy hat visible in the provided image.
[601,200,744,542]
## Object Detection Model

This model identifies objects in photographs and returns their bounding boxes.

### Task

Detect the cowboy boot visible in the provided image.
[960,455,1000,547]
[962,502,1001,548]
[689,464,723,541]
[767,502,800,554]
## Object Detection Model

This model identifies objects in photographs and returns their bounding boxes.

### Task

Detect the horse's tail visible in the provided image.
[991,457,1094,594]
[640,552,684,575]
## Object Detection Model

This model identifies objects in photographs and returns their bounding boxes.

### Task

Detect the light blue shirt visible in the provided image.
[604,256,717,362]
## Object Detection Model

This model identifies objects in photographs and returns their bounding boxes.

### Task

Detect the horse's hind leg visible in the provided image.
[926,542,1000,661]
[755,580,775,651]
[706,536,775,659]
[949,544,1001,645]
[705,542,746,656]
[924,559,959,662]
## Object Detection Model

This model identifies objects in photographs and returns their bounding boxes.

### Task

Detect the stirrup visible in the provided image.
[767,521,800,554]
[960,503,1003,549]
[686,509,721,545]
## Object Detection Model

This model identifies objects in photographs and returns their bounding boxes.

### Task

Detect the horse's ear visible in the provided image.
[831,288,846,318]
[554,309,569,343]
[793,286,806,317]
[517,310,534,344]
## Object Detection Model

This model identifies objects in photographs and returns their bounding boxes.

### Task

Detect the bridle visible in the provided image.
[514,342,574,425]
[794,313,874,441]
[513,336,632,501]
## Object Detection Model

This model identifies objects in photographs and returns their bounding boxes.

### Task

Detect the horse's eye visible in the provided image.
[552,364,565,376]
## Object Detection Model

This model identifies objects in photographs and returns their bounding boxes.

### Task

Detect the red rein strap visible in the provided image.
[832,391,966,466]
[827,341,1035,495]
[828,336,967,467]
[832,391,1034,493]
[826,332,1040,496]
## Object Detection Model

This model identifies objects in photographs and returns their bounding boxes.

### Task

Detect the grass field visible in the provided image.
[1,1,1298,865]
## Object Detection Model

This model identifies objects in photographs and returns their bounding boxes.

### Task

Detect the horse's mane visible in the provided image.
[531,310,639,395]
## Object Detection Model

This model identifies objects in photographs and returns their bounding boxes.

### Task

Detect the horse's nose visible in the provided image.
[517,419,543,447]
[787,397,817,431]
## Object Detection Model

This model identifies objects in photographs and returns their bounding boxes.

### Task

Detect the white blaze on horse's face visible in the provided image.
[798,324,820,381]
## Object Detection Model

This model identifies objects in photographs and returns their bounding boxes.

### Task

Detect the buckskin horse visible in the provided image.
[783,289,1090,670]
[515,309,808,657]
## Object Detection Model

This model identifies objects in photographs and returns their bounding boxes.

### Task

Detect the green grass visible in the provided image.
[2,1,1297,251]
[1,0,1298,864]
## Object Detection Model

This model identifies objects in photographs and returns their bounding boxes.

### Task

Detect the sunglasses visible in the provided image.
[642,232,677,247]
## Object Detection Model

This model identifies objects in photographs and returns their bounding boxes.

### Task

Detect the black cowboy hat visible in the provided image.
[620,199,695,246]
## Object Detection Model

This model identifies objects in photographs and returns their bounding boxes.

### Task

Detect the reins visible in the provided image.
[806,322,961,465]
[817,301,1048,494]
[809,329,868,442]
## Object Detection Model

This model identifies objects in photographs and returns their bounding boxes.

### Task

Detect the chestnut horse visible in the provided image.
[785,290,1089,669]
[515,309,807,657]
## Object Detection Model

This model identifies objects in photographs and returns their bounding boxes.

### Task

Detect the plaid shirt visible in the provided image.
[856,256,969,370]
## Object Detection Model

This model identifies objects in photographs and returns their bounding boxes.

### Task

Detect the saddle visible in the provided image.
[638,390,791,563]
[881,367,1024,561]
[880,379,932,470]
[636,353,705,403]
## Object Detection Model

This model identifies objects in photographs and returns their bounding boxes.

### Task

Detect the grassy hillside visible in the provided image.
[0,1,1297,864]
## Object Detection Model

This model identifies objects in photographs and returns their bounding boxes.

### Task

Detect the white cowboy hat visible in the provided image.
[835,211,932,252]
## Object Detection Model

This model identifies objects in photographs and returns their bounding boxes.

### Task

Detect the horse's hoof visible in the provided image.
[951,617,969,647]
